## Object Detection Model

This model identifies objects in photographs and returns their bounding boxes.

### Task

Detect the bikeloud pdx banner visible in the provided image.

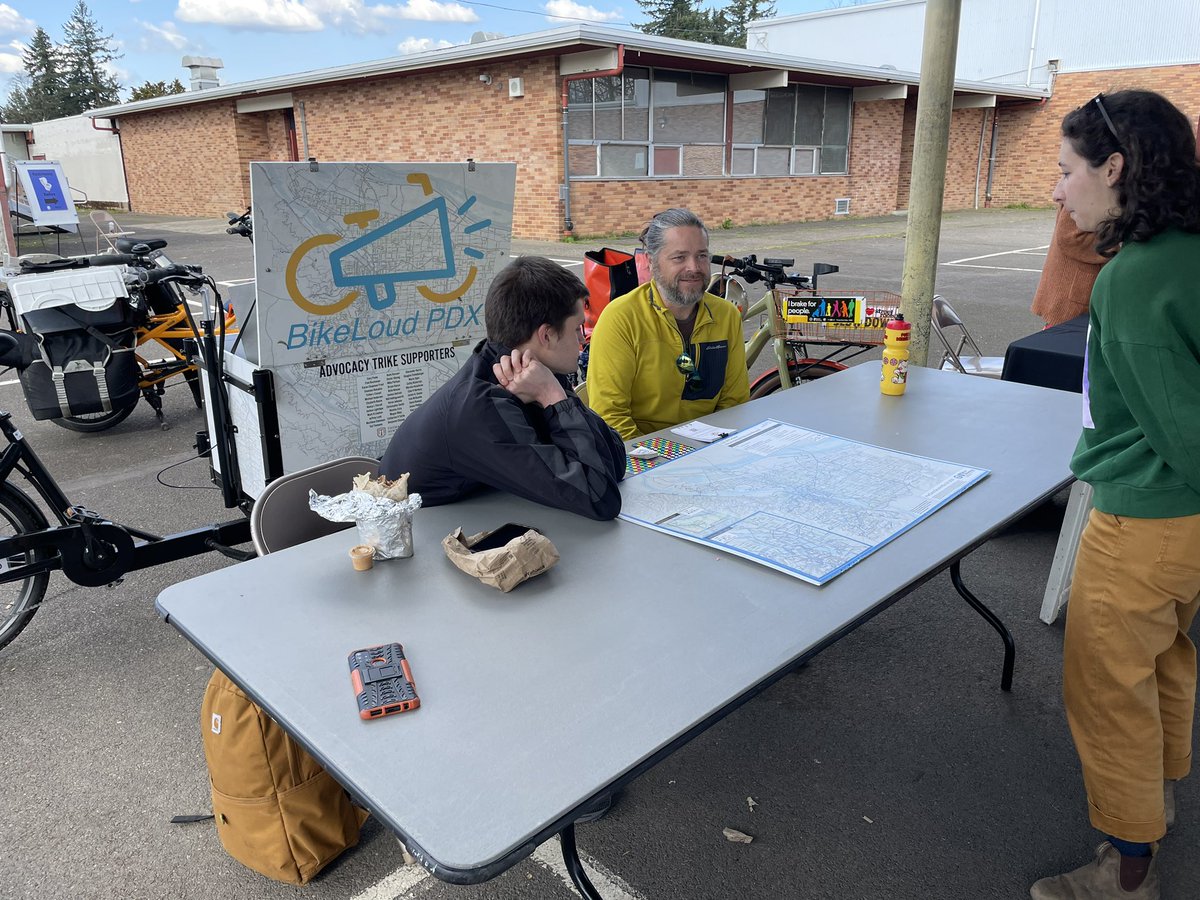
[249,161,516,471]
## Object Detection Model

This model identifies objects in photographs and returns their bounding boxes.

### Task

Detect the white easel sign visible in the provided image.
[14,161,79,228]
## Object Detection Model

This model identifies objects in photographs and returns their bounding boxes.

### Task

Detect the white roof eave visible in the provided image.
[86,23,1047,119]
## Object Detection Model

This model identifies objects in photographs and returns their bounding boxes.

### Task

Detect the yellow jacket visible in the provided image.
[586,281,749,440]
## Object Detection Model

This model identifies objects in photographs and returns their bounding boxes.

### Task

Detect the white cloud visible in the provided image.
[140,21,190,51]
[0,50,22,75]
[379,0,478,23]
[543,0,622,22]
[396,36,453,54]
[176,0,323,32]
[0,4,34,37]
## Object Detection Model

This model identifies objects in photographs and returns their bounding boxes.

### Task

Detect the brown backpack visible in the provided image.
[200,669,369,884]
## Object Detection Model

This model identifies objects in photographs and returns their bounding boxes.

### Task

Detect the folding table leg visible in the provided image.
[950,561,1015,692]
[1039,480,1092,624]
[559,824,605,899]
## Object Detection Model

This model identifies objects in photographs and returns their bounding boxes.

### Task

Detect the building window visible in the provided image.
[568,69,851,179]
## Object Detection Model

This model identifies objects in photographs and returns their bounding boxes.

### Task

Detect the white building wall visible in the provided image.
[750,0,1200,89]
[27,115,128,207]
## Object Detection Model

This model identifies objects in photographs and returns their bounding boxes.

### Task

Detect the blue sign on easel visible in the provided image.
[28,168,67,212]
[13,160,80,228]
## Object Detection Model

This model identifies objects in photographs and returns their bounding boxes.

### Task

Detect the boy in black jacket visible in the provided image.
[379,257,625,520]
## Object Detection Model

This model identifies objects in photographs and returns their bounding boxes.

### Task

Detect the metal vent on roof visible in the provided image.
[834,198,851,215]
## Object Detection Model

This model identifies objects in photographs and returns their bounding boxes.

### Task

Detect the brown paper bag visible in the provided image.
[441,525,559,592]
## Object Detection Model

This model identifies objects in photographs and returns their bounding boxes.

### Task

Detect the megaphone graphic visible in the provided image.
[328,197,457,311]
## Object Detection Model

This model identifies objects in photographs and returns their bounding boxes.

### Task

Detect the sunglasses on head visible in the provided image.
[1089,93,1122,148]
[675,351,702,386]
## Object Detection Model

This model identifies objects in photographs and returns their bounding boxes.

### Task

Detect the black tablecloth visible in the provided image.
[1002,313,1088,393]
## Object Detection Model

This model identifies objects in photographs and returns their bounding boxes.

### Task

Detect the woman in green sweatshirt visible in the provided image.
[1030,91,1200,900]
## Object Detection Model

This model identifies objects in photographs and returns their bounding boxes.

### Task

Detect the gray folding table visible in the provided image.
[157,363,1080,897]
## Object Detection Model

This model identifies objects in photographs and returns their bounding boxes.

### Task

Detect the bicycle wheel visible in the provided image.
[749,360,844,399]
[0,483,51,652]
[51,400,138,433]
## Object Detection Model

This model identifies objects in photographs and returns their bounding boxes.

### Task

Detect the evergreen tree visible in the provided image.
[59,1,122,115]
[637,0,726,44]
[725,0,777,48]
[129,78,186,102]
[1,28,64,122]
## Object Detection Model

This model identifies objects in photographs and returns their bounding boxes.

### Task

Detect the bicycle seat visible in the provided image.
[112,238,167,254]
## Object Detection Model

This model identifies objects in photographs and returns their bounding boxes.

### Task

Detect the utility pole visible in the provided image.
[899,0,963,365]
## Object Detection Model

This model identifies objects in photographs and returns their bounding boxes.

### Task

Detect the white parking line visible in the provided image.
[511,254,582,267]
[944,244,1049,264]
[531,839,644,900]
[349,862,430,900]
[942,263,1045,273]
[350,834,645,900]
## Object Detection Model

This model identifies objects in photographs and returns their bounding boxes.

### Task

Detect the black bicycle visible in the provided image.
[0,272,255,652]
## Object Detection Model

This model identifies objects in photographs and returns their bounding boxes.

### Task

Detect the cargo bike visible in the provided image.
[0,252,259,652]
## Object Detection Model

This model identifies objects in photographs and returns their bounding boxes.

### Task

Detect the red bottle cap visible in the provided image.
[886,313,911,341]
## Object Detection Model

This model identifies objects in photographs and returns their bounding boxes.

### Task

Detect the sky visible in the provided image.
[0,0,837,100]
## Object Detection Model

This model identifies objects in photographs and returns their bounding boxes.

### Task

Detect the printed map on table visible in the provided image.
[618,419,989,585]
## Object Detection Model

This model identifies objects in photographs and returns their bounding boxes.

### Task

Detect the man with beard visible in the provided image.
[585,208,749,440]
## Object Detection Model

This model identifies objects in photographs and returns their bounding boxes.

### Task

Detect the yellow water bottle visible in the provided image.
[880,313,911,396]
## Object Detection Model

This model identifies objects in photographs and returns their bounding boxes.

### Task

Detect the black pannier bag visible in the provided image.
[17,306,140,421]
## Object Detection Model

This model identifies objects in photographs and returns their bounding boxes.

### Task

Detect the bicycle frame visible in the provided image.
[713,256,896,391]
[0,408,251,588]
[135,303,237,390]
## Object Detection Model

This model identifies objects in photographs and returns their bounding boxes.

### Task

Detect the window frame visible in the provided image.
[566,68,853,180]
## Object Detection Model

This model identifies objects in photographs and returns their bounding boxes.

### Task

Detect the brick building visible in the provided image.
[88,25,1044,240]
[751,0,1200,209]
[87,8,1199,241]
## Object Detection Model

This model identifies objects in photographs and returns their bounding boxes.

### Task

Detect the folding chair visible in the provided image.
[249,456,379,555]
[89,210,135,253]
[930,295,1005,378]
[574,380,588,405]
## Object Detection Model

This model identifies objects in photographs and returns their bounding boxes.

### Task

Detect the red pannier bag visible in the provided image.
[582,248,640,344]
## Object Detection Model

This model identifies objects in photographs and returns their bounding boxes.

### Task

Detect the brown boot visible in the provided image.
[1030,842,1159,900]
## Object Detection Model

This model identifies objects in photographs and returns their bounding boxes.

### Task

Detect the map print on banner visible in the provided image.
[618,419,989,585]
[247,162,516,470]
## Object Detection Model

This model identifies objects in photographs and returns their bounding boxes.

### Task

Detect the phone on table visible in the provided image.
[348,643,420,720]
[469,522,538,552]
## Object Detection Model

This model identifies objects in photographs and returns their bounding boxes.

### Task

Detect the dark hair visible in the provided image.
[638,208,709,259]
[484,256,587,347]
[1061,89,1200,255]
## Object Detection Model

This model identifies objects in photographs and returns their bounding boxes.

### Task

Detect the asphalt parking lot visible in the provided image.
[2,207,1196,900]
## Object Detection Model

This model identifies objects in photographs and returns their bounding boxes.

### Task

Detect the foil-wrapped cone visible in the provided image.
[308,488,423,559]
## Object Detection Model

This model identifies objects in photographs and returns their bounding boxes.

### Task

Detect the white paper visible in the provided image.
[670,421,736,443]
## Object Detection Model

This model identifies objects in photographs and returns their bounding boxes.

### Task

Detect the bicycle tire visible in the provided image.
[749,360,843,399]
[0,483,51,652]
[51,401,139,433]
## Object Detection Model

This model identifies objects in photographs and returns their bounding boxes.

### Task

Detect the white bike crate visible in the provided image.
[8,267,129,317]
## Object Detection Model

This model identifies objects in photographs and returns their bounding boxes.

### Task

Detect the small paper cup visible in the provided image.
[350,545,375,571]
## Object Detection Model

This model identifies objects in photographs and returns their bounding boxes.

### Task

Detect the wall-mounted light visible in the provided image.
[479,73,492,85]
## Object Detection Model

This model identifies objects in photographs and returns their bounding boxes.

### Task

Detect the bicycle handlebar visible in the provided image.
[712,254,810,289]
[141,264,203,285]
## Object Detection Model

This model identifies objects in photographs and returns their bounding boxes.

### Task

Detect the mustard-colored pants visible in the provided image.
[1064,508,1200,843]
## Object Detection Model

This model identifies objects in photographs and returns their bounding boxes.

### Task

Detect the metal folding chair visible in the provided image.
[89,210,135,253]
[249,456,379,555]
[930,295,1005,378]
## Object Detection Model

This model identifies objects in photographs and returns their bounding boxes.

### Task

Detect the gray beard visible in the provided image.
[657,278,704,308]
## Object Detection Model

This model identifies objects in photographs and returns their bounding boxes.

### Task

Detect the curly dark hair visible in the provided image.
[1061,89,1200,255]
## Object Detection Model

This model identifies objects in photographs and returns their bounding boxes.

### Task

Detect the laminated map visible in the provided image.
[618,419,989,585]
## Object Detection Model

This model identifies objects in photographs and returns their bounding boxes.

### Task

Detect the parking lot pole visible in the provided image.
[899,0,963,366]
